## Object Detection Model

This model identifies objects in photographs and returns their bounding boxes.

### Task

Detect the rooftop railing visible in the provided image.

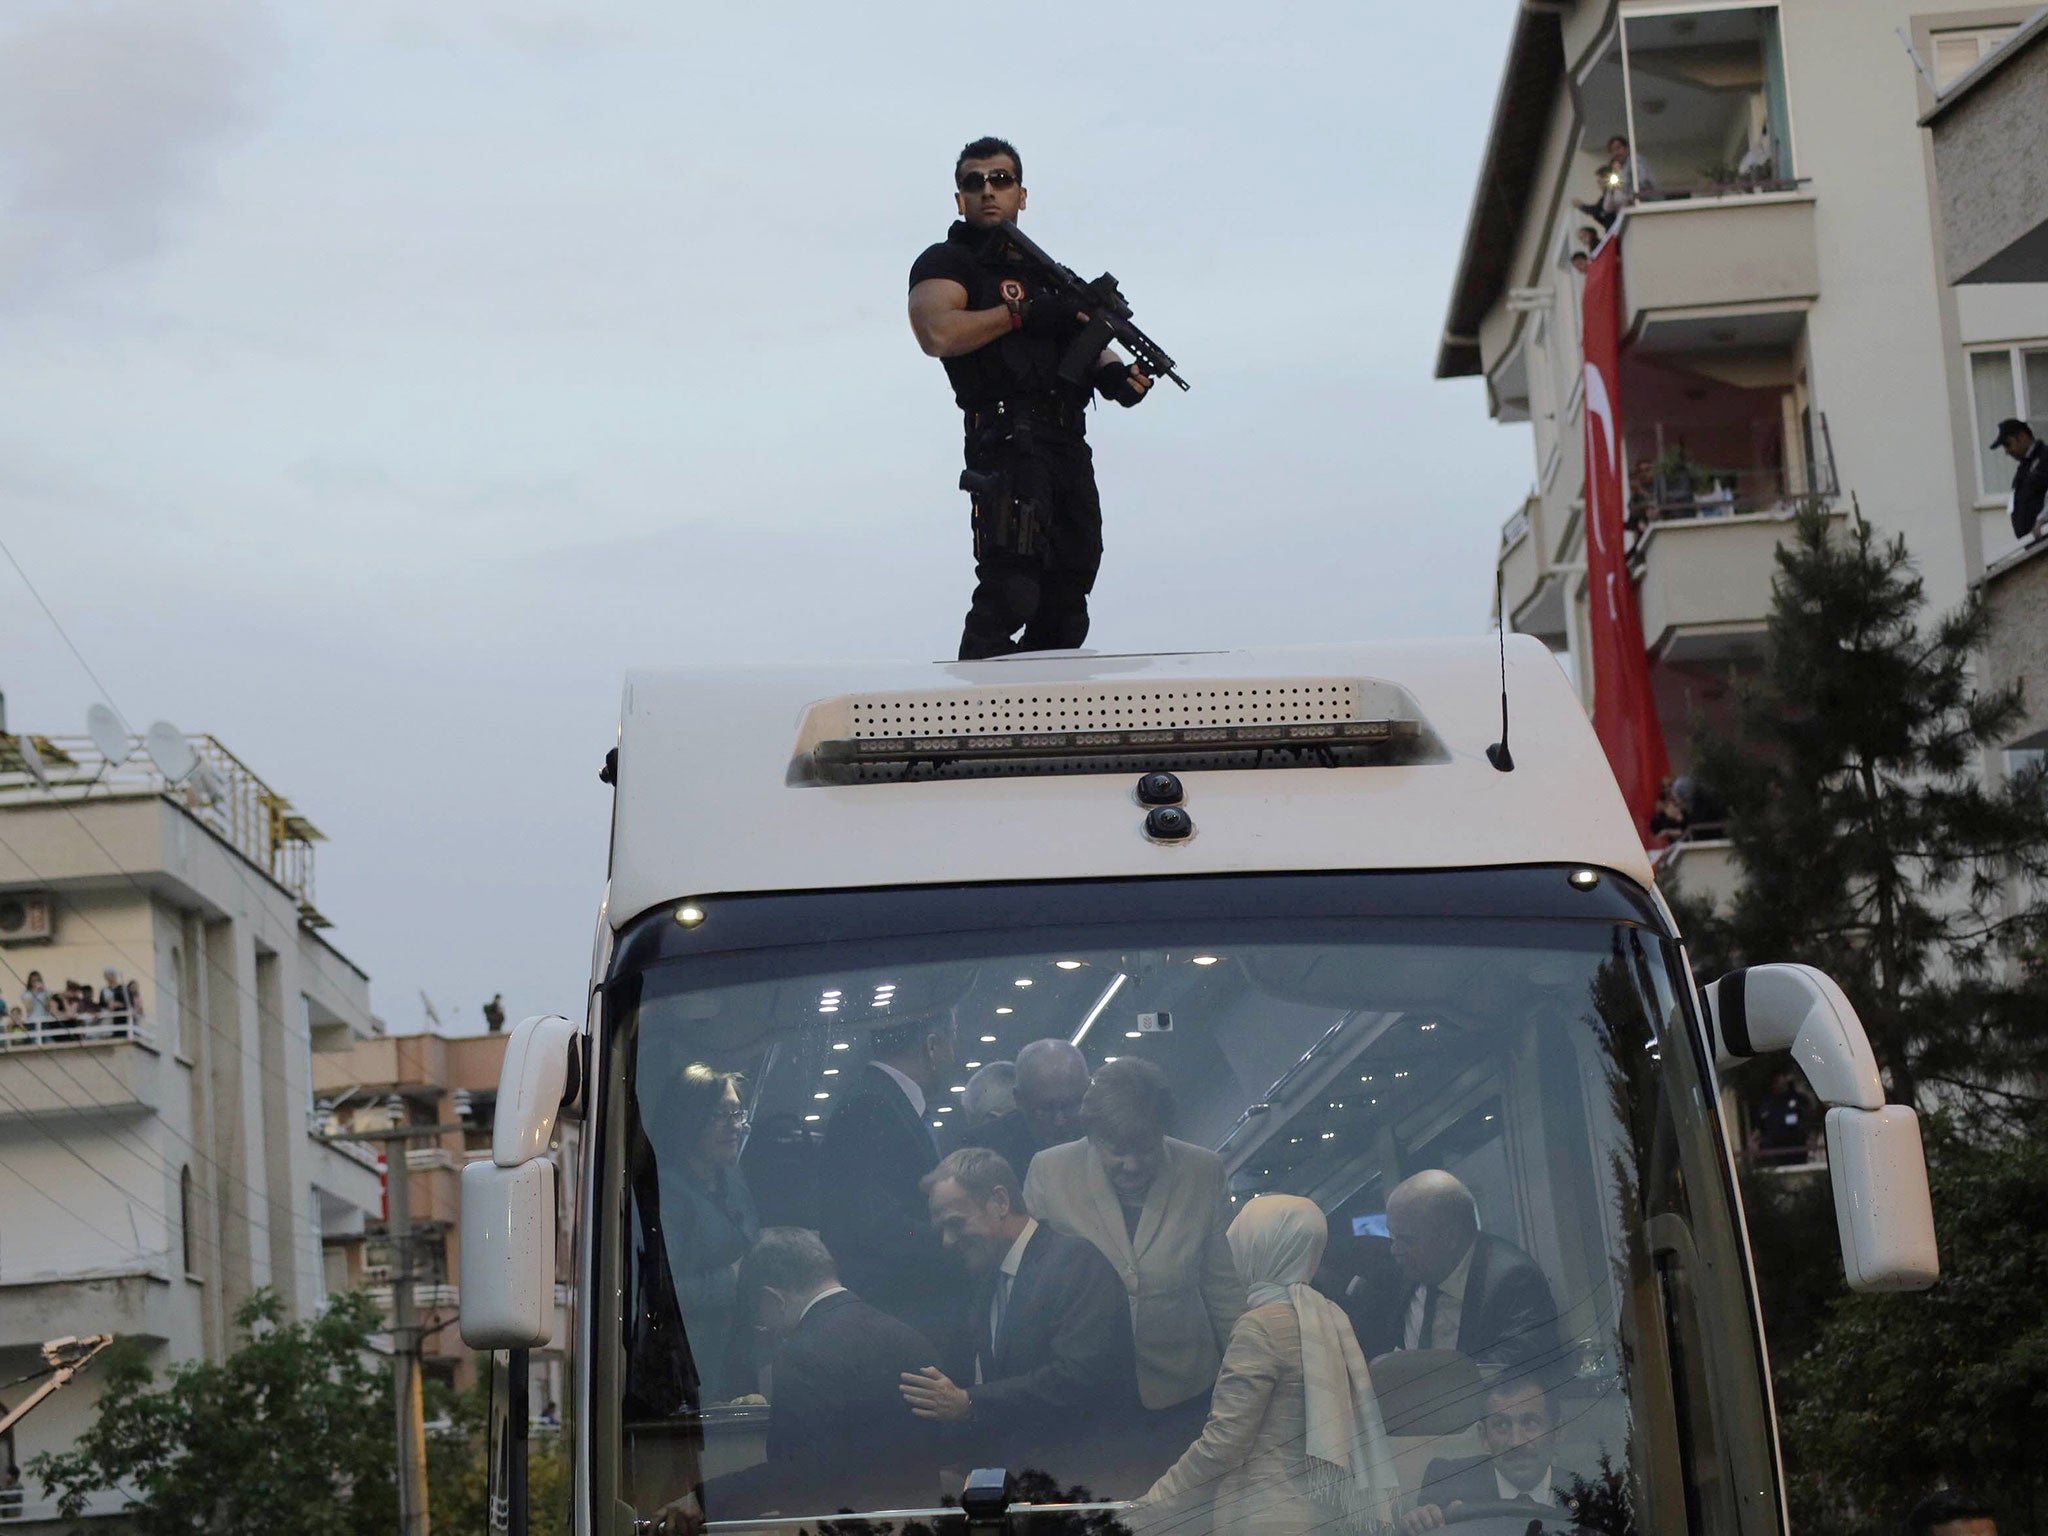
[0,732,328,928]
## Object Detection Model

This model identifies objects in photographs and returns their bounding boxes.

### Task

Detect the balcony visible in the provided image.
[1635,506,1845,662]
[0,1016,158,1123]
[1618,194,1818,342]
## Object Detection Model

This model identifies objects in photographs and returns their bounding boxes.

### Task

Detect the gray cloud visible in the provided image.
[0,0,277,304]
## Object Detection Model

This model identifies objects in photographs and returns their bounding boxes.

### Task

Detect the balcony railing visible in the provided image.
[1626,413,1839,560]
[1,1011,153,1053]
[0,731,329,928]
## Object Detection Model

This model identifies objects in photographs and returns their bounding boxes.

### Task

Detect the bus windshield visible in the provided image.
[597,873,1775,1536]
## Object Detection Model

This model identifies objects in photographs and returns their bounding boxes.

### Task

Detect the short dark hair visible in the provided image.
[1483,1375,1553,1418]
[872,1011,954,1061]
[1907,1490,1995,1536]
[1082,1056,1174,1143]
[737,1227,838,1298]
[956,136,1021,184]
[920,1145,1020,1206]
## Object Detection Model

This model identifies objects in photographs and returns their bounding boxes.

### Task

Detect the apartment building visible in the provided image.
[314,1027,576,1411]
[0,730,381,1526]
[1438,0,2048,902]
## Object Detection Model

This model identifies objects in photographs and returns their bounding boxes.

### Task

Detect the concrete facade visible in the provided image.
[0,744,380,1527]
[1925,7,2048,284]
[1440,0,2048,796]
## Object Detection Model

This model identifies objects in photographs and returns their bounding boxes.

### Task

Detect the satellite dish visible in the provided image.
[18,737,50,791]
[86,703,129,767]
[188,759,224,806]
[144,722,197,784]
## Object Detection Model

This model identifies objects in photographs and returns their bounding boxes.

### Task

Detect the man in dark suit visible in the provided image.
[817,1012,959,1333]
[729,1226,944,1514]
[899,1147,1138,1492]
[943,1038,1090,1182]
[1349,1170,1560,1373]
[1402,1378,1576,1533]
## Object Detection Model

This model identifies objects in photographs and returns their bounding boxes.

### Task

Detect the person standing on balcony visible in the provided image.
[1994,419,2048,539]
[19,971,51,1026]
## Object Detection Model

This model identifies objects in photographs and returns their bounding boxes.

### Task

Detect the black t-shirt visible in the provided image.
[908,221,1094,413]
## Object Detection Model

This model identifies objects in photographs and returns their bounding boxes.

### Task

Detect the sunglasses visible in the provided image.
[957,169,1019,193]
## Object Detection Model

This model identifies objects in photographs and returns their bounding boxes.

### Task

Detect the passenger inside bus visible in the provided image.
[627,925,1737,1534]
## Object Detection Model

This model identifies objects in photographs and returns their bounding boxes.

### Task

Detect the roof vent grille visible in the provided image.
[847,681,1360,738]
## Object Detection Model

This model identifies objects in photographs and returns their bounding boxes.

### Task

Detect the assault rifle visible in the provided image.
[993,223,1189,392]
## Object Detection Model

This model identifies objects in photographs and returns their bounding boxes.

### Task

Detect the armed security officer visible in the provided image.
[909,137,1154,660]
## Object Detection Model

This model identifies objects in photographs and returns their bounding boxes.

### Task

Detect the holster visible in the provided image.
[961,419,1045,562]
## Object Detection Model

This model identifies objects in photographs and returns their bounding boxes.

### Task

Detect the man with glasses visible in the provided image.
[908,136,1156,660]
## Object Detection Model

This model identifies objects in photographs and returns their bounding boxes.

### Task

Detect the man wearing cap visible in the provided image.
[1994,418,2048,539]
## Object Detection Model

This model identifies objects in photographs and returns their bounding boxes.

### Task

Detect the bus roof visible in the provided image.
[607,637,1654,928]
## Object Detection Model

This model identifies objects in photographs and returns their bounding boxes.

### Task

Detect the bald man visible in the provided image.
[944,1037,1090,1178]
[1351,1171,1559,1371]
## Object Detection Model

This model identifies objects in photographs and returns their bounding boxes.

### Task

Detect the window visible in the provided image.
[600,875,1777,1532]
[179,1165,195,1275]
[1932,25,2019,90]
[1581,7,1797,201]
[1969,344,2048,501]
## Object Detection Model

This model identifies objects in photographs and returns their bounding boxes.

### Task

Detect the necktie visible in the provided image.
[990,1273,1011,1357]
[1418,1285,1440,1350]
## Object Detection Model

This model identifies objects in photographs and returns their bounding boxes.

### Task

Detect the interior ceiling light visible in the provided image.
[1055,960,1083,970]
[1125,1030,1143,1039]
[996,1007,1013,1016]
[814,1091,830,1100]
[831,1041,850,1050]
[1191,955,1219,966]
[964,1060,982,1069]
[823,1068,840,1076]
[676,903,707,928]
[805,1113,821,1122]
[980,1034,998,1043]
[1014,978,1034,988]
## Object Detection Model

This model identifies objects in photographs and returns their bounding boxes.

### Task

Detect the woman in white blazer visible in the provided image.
[1022,1057,1246,1482]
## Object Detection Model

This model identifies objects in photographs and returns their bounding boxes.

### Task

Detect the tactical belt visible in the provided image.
[967,396,1086,435]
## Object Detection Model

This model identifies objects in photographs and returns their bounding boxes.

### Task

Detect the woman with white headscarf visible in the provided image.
[1131,1195,1397,1536]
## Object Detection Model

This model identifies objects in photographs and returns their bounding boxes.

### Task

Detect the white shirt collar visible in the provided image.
[796,1284,847,1323]
[873,1060,926,1118]
[1000,1217,1038,1279]
[1495,1466,1554,1504]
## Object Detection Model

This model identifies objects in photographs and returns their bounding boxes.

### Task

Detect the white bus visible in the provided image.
[461,640,1938,1536]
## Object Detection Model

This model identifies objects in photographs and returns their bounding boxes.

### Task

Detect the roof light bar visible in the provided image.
[816,717,1418,770]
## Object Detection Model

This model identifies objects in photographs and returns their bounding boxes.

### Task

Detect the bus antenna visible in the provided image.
[1487,570,1515,773]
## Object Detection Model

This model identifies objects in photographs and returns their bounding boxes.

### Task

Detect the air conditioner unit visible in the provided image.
[0,892,53,944]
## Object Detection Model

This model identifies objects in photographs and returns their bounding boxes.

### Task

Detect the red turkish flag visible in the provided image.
[1580,240,1669,842]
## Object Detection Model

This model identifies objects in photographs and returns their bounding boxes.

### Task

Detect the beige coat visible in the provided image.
[1138,1303,1318,1536]
[1023,1136,1245,1410]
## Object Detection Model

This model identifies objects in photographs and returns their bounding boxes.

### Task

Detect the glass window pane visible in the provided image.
[600,877,1777,1533]
[1933,35,1981,89]
[1973,350,2019,499]
[1620,8,1787,195]
[2023,348,2048,442]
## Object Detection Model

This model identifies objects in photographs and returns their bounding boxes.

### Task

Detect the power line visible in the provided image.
[0,529,132,737]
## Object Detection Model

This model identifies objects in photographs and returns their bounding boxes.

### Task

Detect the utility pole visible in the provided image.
[317,1122,466,1536]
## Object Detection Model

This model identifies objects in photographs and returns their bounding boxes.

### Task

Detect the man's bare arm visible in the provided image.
[909,277,1014,358]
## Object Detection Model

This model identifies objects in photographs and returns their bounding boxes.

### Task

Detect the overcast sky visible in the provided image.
[0,0,1532,1035]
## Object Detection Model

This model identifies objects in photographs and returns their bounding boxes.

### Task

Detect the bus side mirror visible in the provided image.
[1704,965,1939,1293]
[460,1014,579,1348]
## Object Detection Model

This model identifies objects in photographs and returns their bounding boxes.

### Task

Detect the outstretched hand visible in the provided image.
[899,1366,972,1422]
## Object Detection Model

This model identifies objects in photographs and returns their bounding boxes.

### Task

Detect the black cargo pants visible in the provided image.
[957,421,1104,661]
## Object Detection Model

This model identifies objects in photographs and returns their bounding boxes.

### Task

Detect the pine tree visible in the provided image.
[1687,507,2048,1114]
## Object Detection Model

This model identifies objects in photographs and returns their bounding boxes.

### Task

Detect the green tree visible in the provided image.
[1688,507,2048,1112]
[426,1377,571,1536]
[30,1289,396,1536]
[1777,1116,2048,1535]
